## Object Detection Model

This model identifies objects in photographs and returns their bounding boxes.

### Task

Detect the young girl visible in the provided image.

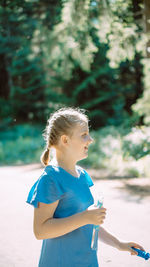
[26,107,144,267]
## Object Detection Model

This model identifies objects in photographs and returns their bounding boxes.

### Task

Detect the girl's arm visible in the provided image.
[33,201,106,240]
[98,227,144,255]
[98,226,120,249]
[34,201,87,240]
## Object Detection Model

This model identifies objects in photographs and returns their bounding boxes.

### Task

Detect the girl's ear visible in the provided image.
[60,135,69,145]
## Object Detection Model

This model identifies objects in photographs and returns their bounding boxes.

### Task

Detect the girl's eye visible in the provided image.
[82,133,87,137]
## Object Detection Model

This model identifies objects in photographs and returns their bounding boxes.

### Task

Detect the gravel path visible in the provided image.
[0,164,150,267]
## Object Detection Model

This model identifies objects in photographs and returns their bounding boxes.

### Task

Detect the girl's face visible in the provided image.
[66,122,93,161]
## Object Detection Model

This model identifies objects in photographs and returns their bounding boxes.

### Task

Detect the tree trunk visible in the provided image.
[0,0,13,99]
[144,0,150,58]
[0,54,10,99]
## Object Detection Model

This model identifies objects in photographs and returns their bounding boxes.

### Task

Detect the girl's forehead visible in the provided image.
[73,122,89,132]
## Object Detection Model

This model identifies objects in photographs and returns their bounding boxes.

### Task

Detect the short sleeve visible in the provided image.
[83,169,94,187]
[26,167,65,208]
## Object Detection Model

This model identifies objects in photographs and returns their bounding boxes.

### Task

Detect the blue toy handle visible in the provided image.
[131,247,150,260]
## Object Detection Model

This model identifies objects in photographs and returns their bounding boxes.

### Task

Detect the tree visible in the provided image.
[48,0,144,128]
[143,0,150,58]
[0,0,146,127]
[0,0,63,124]
[131,0,150,124]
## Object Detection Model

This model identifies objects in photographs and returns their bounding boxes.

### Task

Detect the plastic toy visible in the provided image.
[131,247,150,260]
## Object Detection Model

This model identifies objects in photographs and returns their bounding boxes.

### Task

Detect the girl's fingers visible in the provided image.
[130,247,138,255]
[129,242,145,256]
[130,242,145,251]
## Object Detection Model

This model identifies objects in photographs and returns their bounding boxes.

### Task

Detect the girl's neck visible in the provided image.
[52,151,78,177]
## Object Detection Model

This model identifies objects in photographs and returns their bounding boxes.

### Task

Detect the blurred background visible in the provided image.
[1,2,150,267]
[0,0,150,178]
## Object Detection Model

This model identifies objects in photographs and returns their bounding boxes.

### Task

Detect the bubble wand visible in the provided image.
[131,247,150,260]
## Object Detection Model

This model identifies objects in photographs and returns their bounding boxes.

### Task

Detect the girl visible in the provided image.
[26,107,144,267]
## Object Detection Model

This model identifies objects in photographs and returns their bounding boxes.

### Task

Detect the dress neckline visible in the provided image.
[48,164,82,179]
[58,166,81,179]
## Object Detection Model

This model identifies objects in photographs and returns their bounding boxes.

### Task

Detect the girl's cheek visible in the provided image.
[83,136,89,142]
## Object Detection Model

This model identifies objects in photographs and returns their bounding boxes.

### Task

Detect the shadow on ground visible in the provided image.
[86,168,140,180]
[87,168,150,203]
[122,183,150,197]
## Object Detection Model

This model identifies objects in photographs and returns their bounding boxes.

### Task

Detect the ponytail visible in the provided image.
[40,147,50,166]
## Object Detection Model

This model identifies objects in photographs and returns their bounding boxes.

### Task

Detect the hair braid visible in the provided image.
[40,107,88,166]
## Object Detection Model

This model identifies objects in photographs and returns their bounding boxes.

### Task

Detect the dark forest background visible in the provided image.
[0,0,150,176]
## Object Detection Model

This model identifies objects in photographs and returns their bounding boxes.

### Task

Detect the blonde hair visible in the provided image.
[40,107,88,166]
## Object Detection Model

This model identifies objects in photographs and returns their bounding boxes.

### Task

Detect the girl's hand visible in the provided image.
[118,241,145,255]
[84,207,106,225]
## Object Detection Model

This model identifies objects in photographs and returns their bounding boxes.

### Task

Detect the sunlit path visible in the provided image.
[0,165,150,267]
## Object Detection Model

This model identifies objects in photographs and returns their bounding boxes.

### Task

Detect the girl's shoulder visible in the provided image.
[44,164,62,175]
[76,165,94,187]
[41,165,67,186]
[26,165,66,208]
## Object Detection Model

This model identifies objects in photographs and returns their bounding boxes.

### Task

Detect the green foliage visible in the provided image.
[0,0,147,130]
[81,125,150,177]
[0,124,44,165]
[43,0,98,78]
[95,0,146,67]
[0,0,64,123]
[132,59,150,125]
[1,123,150,178]
[61,37,144,128]
[122,126,150,160]
[44,0,145,76]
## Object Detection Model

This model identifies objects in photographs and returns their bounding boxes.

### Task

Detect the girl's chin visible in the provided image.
[81,154,88,160]
[84,150,88,156]
[77,152,88,161]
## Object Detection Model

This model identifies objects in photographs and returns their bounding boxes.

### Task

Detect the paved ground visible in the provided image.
[0,164,150,267]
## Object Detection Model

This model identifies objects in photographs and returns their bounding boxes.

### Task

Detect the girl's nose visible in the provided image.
[88,135,94,144]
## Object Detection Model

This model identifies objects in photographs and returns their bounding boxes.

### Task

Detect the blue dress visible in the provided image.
[26,165,99,267]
